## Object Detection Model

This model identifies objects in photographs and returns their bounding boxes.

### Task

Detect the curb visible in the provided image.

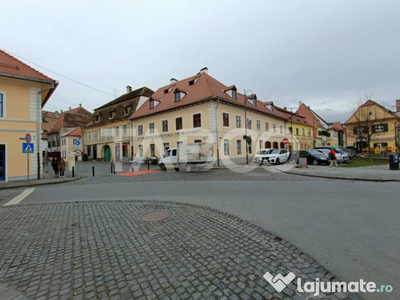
[0,177,83,190]
[277,168,400,182]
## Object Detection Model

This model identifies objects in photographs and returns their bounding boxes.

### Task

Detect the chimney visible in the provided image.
[299,101,302,105]
[69,107,72,110]
[284,107,287,111]
[55,110,59,118]
[170,78,178,84]
[60,110,63,113]
[126,86,132,93]
[79,103,82,107]
[396,99,400,112]
[200,67,208,74]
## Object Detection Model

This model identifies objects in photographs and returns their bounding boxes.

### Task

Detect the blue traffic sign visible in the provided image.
[22,143,34,153]
[74,140,81,146]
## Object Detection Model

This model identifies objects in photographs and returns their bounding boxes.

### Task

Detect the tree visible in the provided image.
[345,97,387,161]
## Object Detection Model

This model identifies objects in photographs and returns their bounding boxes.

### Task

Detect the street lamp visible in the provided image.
[244,89,254,164]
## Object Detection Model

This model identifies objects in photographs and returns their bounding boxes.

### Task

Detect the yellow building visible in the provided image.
[129,68,288,165]
[345,100,400,153]
[83,86,153,161]
[274,106,314,151]
[0,49,58,182]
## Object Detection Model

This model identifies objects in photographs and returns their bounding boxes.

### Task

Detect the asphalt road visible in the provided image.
[2,177,397,300]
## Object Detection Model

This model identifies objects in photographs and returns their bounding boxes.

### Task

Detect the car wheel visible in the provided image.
[313,160,319,165]
[275,158,280,165]
[185,164,192,172]
[159,163,166,170]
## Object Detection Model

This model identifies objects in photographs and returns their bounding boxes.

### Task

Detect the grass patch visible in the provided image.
[341,157,388,168]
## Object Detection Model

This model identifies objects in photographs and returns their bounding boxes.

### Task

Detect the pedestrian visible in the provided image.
[329,147,338,168]
[52,157,59,178]
[59,158,66,178]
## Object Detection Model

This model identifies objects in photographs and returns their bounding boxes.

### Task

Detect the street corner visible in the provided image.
[0,200,357,300]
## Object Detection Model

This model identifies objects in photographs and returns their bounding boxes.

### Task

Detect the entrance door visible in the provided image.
[93,145,97,160]
[104,145,111,162]
[0,146,5,181]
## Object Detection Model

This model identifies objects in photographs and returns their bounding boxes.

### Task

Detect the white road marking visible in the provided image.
[3,188,35,206]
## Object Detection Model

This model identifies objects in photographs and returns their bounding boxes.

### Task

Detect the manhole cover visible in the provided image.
[140,210,172,222]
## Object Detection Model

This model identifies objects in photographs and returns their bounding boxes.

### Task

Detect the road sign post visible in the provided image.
[23,143,34,182]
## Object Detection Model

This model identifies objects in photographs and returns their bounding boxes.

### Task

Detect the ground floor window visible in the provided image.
[163,143,170,153]
[224,139,230,155]
[138,145,143,157]
[237,140,242,155]
[150,144,155,157]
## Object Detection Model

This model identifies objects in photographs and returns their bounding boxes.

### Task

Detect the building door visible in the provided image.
[93,145,97,160]
[0,145,5,181]
[104,145,111,162]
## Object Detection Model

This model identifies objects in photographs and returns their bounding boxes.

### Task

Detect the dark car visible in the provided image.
[304,149,331,165]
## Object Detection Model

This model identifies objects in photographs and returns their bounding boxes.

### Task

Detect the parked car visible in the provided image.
[253,148,273,163]
[305,149,330,165]
[263,149,290,165]
[337,146,356,158]
[314,147,349,163]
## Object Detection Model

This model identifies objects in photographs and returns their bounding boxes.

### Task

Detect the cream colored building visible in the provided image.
[0,49,58,181]
[130,68,288,164]
[83,87,153,161]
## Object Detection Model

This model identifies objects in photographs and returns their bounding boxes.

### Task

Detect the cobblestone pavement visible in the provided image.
[0,201,360,300]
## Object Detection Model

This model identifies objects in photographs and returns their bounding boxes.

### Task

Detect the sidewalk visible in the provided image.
[0,176,82,190]
[276,163,400,181]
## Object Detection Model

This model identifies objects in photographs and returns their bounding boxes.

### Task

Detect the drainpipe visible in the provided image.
[215,98,221,166]
[36,82,56,179]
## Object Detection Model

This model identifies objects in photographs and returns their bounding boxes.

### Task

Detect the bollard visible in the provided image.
[72,166,75,178]
[92,166,95,177]
[148,159,150,170]
[111,162,113,174]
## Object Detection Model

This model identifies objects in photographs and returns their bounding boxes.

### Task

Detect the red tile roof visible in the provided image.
[130,72,286,121]
[62,127,84,137]
[0,49,55,83]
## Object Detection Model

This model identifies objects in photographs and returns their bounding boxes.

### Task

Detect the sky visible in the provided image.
[2,0,400,123]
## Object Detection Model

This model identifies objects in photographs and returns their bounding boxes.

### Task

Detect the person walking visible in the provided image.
[52,157,59,178]
[59,158,66,178]
[329,147,338,168]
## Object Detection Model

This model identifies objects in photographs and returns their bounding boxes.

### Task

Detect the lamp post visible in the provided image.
[244,89,254,165]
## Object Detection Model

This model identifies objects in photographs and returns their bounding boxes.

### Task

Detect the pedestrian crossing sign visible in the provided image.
[22,143,34,153]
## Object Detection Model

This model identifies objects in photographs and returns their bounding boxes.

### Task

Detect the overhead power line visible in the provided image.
[1,48,115,97]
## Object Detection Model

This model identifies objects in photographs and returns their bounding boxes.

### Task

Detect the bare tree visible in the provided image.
[346,96,387,161]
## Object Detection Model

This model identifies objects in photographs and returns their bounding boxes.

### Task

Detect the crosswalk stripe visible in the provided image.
[3,188,35,206]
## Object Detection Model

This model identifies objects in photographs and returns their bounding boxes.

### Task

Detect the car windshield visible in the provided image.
[257,150,269,154]
[308,150,322,155]
[270,149,279,154]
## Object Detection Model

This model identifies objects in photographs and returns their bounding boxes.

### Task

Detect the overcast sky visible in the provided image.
[2,0,400,122]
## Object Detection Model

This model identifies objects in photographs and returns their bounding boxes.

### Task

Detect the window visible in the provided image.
[302,128,305,135]
[257,120,261,131]
[289,127,293,134]
[109,111,115,119]
[259,140,263,149]
[237,140,242,155]
[194,139,202,143]
[373,124,388,133]
[95,115,101,123]
[247,118,252,130]
[150,144,155,157]
[0,93,4,117]
[174,92,181,102]
[48,142,51,148]
[308,129,311,136]
[150,99,155,109]
[87,131,91,141]
[193,113,201,128]
[138,125,143,136]
[57,140,60,147]
[93,130,97,141]
[149,122,155,134]
[280,125,283,134]
[162,120,168,133]
[101,129,105,139]
[124,106,131,115]
[115,126,120,137]
[223,113,229,127]
[224,139,230,155]
[163,143,170,153]
[296,128,299,135]
[189,80,195,86]
[123,125,128,136]
[138,145,143,157]
[52,141,55,147]
[176,117,183,131]
[273,123,276,133]
[236,115,241,128]
[265,122,269,132]
[232,90,237,100]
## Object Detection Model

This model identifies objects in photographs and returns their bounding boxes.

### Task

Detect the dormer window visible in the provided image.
[253,98,257,106]
[224,86,237,100]
[149,98,161,109]
[109,111,115,119]
[175,92,181,102]
[124,106,131,115]
[95,115,101,123]
[232,90,237,100]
